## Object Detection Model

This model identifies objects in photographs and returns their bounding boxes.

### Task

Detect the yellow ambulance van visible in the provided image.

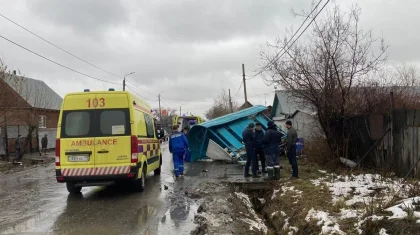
[55,89,162,193]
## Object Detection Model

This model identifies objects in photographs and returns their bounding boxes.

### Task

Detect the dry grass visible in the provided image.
[244,155,420,234]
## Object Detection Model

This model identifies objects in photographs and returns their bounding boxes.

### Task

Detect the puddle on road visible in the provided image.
[157,199,198,235]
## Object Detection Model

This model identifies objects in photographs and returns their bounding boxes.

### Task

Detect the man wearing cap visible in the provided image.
[262,121,283,180]
[242,123,259,178]
[285,120,298,179]
[254,122,267,174]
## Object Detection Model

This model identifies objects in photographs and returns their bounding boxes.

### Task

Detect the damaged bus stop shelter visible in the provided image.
[187,105,286,163]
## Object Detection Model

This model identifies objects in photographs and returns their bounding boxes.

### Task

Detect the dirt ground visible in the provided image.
[0,152,54,174]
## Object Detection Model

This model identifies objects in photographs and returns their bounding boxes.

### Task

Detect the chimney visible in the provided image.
[13,70,16,75]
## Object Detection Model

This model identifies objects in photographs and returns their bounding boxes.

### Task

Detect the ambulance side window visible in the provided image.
[136,110,147,137]
[144,114,155,138]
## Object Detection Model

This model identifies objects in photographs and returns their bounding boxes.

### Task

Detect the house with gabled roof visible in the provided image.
[0,72,62,155]
[271,90,320,140]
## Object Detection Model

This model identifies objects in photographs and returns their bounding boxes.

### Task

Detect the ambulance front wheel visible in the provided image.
[66,182,82,194]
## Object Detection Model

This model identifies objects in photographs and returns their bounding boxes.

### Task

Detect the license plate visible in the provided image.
[68,155,89,162]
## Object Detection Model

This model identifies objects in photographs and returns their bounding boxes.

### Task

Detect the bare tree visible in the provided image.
[153,107,177,130]
[205,89,238,120]
[259,3,389,157]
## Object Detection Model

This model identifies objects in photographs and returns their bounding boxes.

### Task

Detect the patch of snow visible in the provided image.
[306,208,346,235]
[281,211,287,216]
[283,218,290,231]
[280,186,303,197]
[340,157,357,168]
[259,198,266,204]
[318,170,327,174]
[241,218,267,233]
[385,197,420,219]
[355,215,384,234]
[235,192,268,234]
[324,174,406,206]
[271,211,278,218]
[340,209,359,219]
[271,189,280,199]
[283,218,299,235]
[379,228,389,235]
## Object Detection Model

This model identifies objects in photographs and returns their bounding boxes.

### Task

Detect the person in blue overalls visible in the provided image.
[169,125,189,179]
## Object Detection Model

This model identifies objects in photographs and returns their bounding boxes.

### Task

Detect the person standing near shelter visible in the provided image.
[285,120,298,179]
[254,123,267,174]
[262,121,283,180]
[41,134,48,154]
[15,135,24,162]
[169,125,189,179]
[243,123,259,178]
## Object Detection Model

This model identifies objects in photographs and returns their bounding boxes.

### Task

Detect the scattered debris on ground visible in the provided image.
[190,181,270,235]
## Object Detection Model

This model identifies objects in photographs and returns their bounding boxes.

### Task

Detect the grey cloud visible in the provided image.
[131,0,307,42]
[29,0,128,36]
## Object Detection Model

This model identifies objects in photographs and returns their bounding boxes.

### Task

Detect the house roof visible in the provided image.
[238,101,253,110]
[271,90,315,117]
[4,74,63,110]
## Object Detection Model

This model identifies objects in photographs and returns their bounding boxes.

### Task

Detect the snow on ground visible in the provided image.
[310,174,408,207]
[339,209,359,219]
[306,208,346,235]
[379,228,389,235]
[234,192,268,234]
[280,185,303,197]
[306,173,420,233]
[385,197,420,219]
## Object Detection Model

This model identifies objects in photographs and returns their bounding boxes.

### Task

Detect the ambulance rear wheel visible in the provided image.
[135,167,146,192]
[66,182,82,194]
[154,155,162,175]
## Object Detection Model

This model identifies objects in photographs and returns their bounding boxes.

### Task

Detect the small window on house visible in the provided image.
[39,115,47,129]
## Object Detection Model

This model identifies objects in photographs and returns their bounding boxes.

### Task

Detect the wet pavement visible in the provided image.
[0,143,204,235]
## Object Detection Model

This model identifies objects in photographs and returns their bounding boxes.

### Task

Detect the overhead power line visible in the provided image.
[126,85,158,102]
[233,81,243,98]
[270,0,325,63]
[0,34,121,85]
[0,12,123,79]
[276,0,331,60]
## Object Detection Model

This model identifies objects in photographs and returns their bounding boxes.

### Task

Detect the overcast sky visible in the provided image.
[0,0,418,117]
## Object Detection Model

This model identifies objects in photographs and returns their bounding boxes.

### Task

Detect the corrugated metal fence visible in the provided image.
[347,109,420,177]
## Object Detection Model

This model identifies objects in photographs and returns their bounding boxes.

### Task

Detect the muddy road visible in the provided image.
[0,144,204,235]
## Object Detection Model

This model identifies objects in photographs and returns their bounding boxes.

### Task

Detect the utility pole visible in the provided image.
[158,94,162,124]
[123,72,135,91]
[180,106,182,116]
[4,111,8,158]
[242,64,248,103]
[228,89,233,113]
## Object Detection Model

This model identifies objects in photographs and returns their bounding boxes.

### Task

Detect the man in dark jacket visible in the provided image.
[41,134,48,154]
[262,121,283,180]
[285,120,298,179]
[242,123,259,178]
[169,125,189,179]
[254,122,266,174]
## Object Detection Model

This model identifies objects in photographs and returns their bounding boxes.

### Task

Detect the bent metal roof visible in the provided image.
[187,105,284,162]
